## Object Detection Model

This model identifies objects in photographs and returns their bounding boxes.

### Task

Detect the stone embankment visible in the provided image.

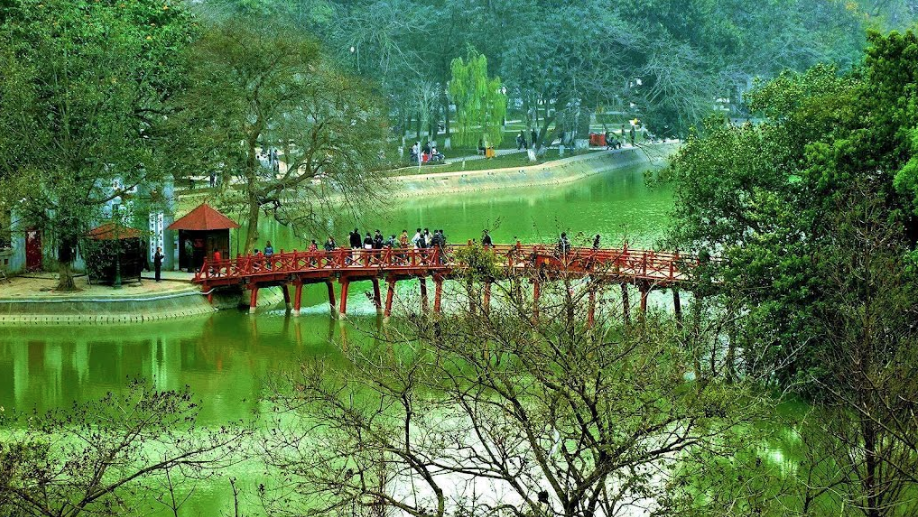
[390,144,677,198]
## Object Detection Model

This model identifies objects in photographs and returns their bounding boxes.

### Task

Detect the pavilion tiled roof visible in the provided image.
[168,203,239,231]
[85,222,143,240]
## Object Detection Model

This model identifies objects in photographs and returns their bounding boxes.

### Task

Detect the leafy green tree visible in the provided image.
[448,49,507,149]
[0,0,195,290]
[173,19,390,254]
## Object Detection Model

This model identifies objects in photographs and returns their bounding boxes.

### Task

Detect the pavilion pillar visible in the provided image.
[338,279,350,317]
[293,282,304,317]
[434,277,444,314]
[325,280,337,315]
[371,278,383,313]
[621,283,631,325]
[249,285,259,314]
[419,277,429,314]
[384,278,397,318]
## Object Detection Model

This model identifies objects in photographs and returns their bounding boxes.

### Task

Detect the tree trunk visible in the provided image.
[243,190,260,255]
[443,95,451,149]
[56,238,76,291]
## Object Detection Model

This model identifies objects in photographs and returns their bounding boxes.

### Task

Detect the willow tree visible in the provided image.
[448,50,507,149]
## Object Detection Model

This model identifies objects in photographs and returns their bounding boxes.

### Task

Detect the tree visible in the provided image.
[0,381,248,517]
[448,49,507,149]
[261,252,769,517]
[173,19,390,254]
[0,0,195,290]
[664,29,918,515]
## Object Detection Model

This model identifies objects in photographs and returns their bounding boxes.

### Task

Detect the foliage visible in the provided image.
[448,50,507,148]
[0,0,196,289]
[172,18,391,253]
[262,272,769,517]
[0,380,248,517]
[665,29,918,516]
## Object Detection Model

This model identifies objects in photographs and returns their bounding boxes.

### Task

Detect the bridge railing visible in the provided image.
[194,247,449,283]
[193,244,698,284]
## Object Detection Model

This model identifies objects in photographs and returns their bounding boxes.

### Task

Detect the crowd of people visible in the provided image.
[408,141,445,165]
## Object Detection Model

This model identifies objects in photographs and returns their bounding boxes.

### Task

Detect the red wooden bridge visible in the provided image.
[193,243,698,321]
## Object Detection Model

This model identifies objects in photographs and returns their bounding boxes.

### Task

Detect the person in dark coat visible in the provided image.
[558,232,570,255]
[482,229,492,247]
[373,230,384,250]
[530,129,538,148]
[592,234,601,249]
[153,246,164,282]
[349,228,361,249]
[324,236,336,251]
[363,232,373,249]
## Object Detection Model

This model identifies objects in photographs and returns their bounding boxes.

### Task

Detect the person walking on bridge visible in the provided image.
[412,228,422,248]
[349,228,361,249]
[593,234,601,250]
[399,230,409,248]
[558,232,571,255]
[324,236,336,252]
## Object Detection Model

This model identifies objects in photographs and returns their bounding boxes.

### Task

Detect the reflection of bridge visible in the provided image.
[194,244,698,321]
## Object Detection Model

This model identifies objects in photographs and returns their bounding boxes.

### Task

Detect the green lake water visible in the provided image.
[0,164,681,514]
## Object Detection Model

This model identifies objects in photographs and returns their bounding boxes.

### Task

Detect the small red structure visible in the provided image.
[84,223,145,285]
[589,133,607,147]
[168,203,239,272]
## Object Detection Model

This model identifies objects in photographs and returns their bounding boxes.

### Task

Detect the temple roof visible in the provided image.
[167,203,239,231]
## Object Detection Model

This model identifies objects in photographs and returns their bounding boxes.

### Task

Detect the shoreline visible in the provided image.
[388,144,677,198]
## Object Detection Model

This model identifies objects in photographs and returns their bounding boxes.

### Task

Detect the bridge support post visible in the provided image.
[587,286,597,327]
[419,277,429,314]
[338,279,350,318]
[639,283,649,315]
[621,283,631,325]
[371,278,382,313]
[249,286,260,314]
[434,277,443,314]
[532,279,541,322]
[325,280,337,316]
[384,278,396,318]
[293,282,303,316]
[673,288,682,326]
[483,280,491,316]
[282,284,291,313]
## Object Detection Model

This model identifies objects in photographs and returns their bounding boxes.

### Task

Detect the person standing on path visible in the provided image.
[482,229,492,247]
[531,129,538,149]
[153,246,164,282]
[593,234,601,250]
[629,126,636,147]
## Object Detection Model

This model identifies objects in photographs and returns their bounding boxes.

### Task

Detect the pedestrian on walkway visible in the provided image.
[629,126,636,146]
[212,249,222,277]
[399,229,409,248]
[482,229,492,247]
[412,228,422,248]
[558,232,570,255]
[308,239,318,252]
[153,246,164,282]
[531,129,538,148]
[363,232,373,250]
[423,228,431,248]
[324,236,336,251]
[349,228,361,249]
[373,230,384,250]
[517,131,526,150]
[264,241,274,258]
[593,234,601,249]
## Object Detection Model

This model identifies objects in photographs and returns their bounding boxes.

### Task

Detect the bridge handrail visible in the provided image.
[193,244,703,284]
